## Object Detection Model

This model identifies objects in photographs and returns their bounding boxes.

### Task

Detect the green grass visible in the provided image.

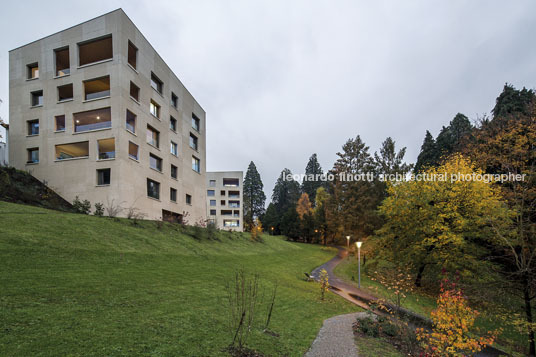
[354,335,405,357]
[0,201,361,356]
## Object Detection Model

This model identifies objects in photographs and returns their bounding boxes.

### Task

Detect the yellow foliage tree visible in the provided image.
[250,218,263,242]
[296,192,313,219]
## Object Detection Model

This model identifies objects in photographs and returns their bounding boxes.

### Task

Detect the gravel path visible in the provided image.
[304,312,367,357]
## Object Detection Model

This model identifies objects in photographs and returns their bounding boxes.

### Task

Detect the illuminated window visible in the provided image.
[73,107,111,133]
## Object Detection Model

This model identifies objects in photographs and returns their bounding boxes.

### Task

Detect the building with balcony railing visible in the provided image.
[206,171,243,231]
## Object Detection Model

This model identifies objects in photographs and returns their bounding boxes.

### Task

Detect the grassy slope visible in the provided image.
[334,257,526,356]
[0,201,360,356]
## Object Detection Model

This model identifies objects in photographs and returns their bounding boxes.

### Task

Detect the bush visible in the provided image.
[357,316,379,337]
[206,220,218,240]
[73,196,91,214]
[94,203,104,217]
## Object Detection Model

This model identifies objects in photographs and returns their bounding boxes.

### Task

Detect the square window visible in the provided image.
[170,141,178,156]
[147,125,160,148]
[84,76,110,100]
[27,148,39,164]
[130,81,140,101]
[186,194,192,205]
[97,138,115,160]
[78,35,113,66]
[210,209,216,216]
[97,168,111,186]
[171,164,178,179]
[207,190,215,196]
[128,41,137,69]
[126,109,136,133]
[150,99,160,118]
[209,180,216,187]
[129,141,139,160]
[189,133,198,151]
[31,90,43,107]
[55,115,65,131]
[221,190,226,196]
[147,178,160,199]
[58,83,73,102]
[54,47,70,76]
[170,116,177,131]
[192,113,200,131]
[27,63,39,79]
[150,72,163,94]
[192,156,200,173]
[171,92,178,108]
[221,200,226,206]
[210,199,216,206]
[149,153,162,172]
[170,188,177,202]
[27,119,39,136]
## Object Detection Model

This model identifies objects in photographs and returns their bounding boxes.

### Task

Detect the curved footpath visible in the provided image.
[305,247,506,357]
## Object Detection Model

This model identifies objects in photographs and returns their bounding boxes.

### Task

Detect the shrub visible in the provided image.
[319,269,330,301]
[206,220,218,240]
[94,203,104,217]
[104,198,123,218]
[73,196,91,214]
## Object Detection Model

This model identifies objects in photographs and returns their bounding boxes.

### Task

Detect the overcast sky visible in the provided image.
[1,0,535,199]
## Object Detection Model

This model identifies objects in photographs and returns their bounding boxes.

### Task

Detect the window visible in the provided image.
[221,200,226,206]
[27,148,39,164]
[186,194,192,205]
[171,92,178,108]
[209,180,216,187]
[128,41,137,69]
[224,220,239,228]
[229,191,240,198]
[31,90,43,107]
[150,100,160,118]
[73,107,111,133]
[27,63,39,79]
[97,168,111,186]
[130,81,140,101]
[150,72,163,94]
[149,153,162,172]
[170,188,177,202]
[55,115,65,132]
[147,178,160,199]
[220,190,226,196]
[78,35,113,66]
[189,133,198,151]
[97,138,115,160]
[129,141,139,160]
[210,200,216,206]
[223,178,239,187]
[233,210,240,217]
[170,141,178,156]
[55,141,89,160]
[229,200,240,208]
[146,125,160,148]
[171,164,177,179]
[221,210,232,216]
[192,156,200,173]
[126,110,136,133]
[207,190,215,196]
[210,209,216,216]
[170,116,177,131]
[54,47,70,76]
[27,120,39,136]
[192,113,200,131]
[84,76,110,100]
[58,84,73,102]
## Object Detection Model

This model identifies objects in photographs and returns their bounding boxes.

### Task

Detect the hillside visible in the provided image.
[0,201,359,356]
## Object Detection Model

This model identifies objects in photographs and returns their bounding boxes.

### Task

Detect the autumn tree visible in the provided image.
[313,187,329,245]
[302,153,324,204]
[296,192,312,219]
[374,154,510,288]
[243,161,266,231]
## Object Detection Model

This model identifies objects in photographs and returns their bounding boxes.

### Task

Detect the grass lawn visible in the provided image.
[0,201,360,356]
[354,335,405,357]
[334,255,528,356]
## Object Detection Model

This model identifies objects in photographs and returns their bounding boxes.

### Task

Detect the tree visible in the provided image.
[243,161,266,231]
[313,187,329,245]
[374,137,412,178]
[279,207,301,240]
[271,168,300,215]
[262,203,279,234]
[435,113,472,159]
[302,153,324,204]
[374,154,511,288]
[415,130,438,173]
[296,192,312,219]
[492,83,535,119]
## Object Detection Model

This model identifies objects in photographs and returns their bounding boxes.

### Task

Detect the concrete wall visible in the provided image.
[8,9,207,222]
[0,142,7,166]
[206,171,243,231]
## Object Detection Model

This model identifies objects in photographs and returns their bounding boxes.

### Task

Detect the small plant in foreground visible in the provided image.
[73,196,91,214]
[94,202,104,217]
[319,269,329,301]
[104,198,124,218]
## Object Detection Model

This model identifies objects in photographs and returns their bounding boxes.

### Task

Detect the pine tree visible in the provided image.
[374,137,412,178]
[271,168,300,215]
[243,161,266,231]
[302,154,324,204]
[492,83,535,119]
[414,130,438,173]
[262,203,279,234]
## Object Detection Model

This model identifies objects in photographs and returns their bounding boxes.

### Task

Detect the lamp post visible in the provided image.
[346,235,350,249]
[270,227,274,236]
[356,241,362,288]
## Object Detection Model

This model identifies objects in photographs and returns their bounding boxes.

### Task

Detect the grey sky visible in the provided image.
[1,0,535,199]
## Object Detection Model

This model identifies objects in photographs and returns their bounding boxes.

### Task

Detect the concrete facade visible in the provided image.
[8,9,207,222]
[206,171,243,231]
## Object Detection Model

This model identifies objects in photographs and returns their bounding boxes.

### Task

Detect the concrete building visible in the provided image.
[8,9,207,221]
[0,123,8,166]
[206,171,243,231]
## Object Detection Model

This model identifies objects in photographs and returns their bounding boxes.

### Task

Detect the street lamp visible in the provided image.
[270,227,274,235]
[356,241,363,288]
[346,235,350,249]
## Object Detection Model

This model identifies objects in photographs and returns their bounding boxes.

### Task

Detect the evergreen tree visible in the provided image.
[414,131,438,173]
[302,153,324,204]
[280,207,301,240]
[262,203,279,234]
[435,113,472,159]
[374,137,412,178]
[271,168,301,215]
[243,161,266,231]
[492,83,535,119]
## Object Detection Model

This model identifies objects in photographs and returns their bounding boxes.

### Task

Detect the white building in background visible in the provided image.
[0,123,8,166]
[206,171,243,231]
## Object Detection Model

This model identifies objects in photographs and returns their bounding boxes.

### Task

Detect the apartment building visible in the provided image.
[8,9,207,221]
[206,171,243,231]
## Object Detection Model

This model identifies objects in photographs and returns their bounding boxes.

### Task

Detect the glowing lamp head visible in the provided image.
[346,235,350,240]
[356,241,363,249]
